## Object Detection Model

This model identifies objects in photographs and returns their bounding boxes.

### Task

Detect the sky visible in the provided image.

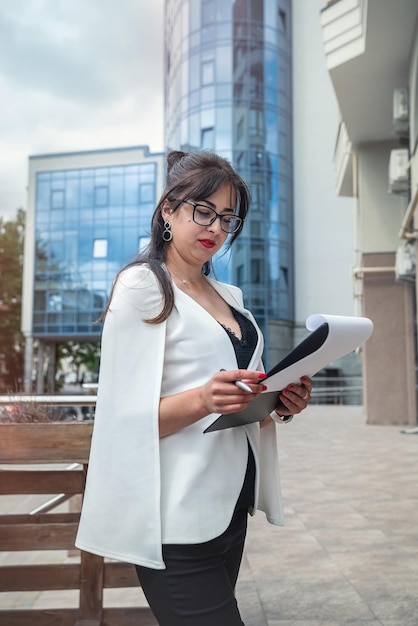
[0,0,165,221]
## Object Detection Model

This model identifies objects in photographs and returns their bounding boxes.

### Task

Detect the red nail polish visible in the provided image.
[259,373,267,379]
[288,384,294,390]
[262,385,267,391]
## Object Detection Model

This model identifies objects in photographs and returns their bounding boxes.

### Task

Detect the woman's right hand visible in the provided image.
[199,369,267,415]
[159,369,266,437]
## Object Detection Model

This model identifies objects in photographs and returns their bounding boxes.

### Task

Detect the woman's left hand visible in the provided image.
[275,375,313,417]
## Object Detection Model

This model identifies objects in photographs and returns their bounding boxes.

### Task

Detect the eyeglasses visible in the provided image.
[175,199,242,234]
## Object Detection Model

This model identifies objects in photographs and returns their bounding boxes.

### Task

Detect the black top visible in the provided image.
[220,307,258,511]
[218,308,258,369]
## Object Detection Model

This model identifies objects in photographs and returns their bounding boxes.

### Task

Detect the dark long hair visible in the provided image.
[101,150,251,324]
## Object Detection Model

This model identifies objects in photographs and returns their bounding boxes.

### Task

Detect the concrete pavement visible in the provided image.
[238,404,418,625]
[1,404,418,625]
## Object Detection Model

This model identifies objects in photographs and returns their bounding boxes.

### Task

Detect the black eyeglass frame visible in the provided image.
[174,199,243,234]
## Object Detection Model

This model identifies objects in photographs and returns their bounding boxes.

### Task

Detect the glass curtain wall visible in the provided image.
[33,163,156,338]
[165,0,294,363]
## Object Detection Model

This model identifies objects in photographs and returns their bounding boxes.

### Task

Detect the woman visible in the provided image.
[76,150,312,625]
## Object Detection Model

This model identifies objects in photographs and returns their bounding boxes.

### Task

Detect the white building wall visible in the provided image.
[292,0,355,332]
[410,29,418,192]
[357,142,407,254]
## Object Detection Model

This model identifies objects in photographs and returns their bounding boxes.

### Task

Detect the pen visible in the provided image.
[234,380,253,393]
[220,369,253,394]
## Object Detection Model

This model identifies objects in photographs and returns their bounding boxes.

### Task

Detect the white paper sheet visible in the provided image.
[264,313,374,392]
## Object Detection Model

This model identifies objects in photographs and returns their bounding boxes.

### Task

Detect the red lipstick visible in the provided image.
[199,239,216,248]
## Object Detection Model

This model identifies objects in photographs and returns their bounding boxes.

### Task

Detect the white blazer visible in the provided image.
[76,265,284,569]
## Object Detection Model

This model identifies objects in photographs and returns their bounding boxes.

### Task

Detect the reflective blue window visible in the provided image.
[202,60,215,85]
[201,127,215,149]
[139,183,154,203]
[165,0,295,360]
[95,186,109,207]
[109,175,124,205]
[65,179,80,209]
[80,177,94,208]
[51,190,64,210]
[37,181,50,211]
[202,0,215,24]
[33,160,159,338]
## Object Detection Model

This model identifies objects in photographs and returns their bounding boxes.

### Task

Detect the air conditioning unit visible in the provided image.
[388,149,409,194]
[395,241,416,282]
[392,88,409,136]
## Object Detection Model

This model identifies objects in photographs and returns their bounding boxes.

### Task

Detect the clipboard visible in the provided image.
[204,313,373,433]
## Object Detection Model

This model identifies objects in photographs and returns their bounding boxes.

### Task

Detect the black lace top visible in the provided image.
[218,308,258,369]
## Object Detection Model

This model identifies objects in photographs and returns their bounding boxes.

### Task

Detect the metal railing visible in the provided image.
[309,376,363,405]
[0,393,97,420]
[1,375,363,416]
[0,394,97,407]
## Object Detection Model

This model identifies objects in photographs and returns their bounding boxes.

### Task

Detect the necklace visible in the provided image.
[168,266,202,285]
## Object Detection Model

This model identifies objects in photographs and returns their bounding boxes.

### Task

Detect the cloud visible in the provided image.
[0,0,164,219]
[0,0,163,102]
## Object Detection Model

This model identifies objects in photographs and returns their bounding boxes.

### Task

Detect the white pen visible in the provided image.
[234,379,253,393]
[220,369,253,394]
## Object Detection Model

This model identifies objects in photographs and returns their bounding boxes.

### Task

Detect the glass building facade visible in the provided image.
[25,147,164,342]
[164,0,294,364]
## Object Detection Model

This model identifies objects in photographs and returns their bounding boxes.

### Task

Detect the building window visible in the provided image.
[249,109,264,137]
[279,8,287,31]
[139,183,154,203]
[236,151,245,170]
[252,183,265,209]
[138,236,151,252]
[51,190,64,209]
[251,259,263,284]
[250,150,264,170]
[236,264,244,286]
[236,116,244,143]
[202,60,215,85]
[281,266,288,287]
[47,291,62,312]
[250,220,262,236]
[94,186,109,207]
[93,239,108,258]
[202,0,215,25]
[201,127,215,149]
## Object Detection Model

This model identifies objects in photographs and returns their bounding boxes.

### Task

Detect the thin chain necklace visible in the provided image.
[168,266,203,286]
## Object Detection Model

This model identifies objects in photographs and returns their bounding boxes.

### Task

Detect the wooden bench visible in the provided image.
[0,422,156,625]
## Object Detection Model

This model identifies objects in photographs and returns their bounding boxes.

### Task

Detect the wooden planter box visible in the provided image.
[0,422,156,626]
[0,421,93,464]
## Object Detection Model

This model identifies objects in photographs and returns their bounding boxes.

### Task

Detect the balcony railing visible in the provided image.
[321,0,367,70]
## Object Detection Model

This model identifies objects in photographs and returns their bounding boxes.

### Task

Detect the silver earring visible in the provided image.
[162,220,173,242]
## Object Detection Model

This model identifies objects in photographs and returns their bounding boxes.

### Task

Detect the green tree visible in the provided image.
[58,341,101,383]
[0,209,25,391]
